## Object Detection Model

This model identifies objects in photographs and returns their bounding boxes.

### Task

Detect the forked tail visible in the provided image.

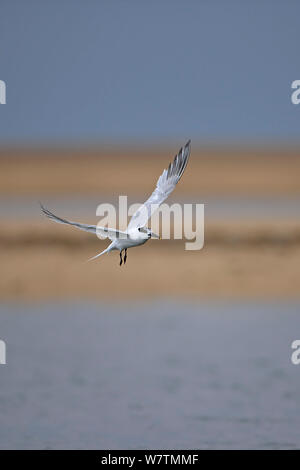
[87,242,115,262]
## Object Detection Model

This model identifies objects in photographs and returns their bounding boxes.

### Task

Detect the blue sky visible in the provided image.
[0,1,300,144]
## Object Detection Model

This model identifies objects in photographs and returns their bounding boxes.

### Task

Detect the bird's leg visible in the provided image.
[124,249,127,264]
[119,251,123,266]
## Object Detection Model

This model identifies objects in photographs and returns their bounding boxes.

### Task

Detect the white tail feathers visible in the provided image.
[87,243,114,262]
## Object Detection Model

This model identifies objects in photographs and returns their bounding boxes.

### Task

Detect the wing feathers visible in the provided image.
[40,203,126,240]
[127,140,191,230]
[40,204,97,233]
[41,140,191,237]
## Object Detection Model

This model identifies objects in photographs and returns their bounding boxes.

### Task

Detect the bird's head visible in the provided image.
[138,227,160,239]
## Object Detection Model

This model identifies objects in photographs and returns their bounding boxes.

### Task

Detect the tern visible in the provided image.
[41,140,191,265]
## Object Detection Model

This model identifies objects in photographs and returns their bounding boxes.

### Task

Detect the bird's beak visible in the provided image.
[151,232,160,239]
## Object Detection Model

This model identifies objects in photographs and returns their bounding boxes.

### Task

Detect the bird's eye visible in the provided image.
[138,228,141,232]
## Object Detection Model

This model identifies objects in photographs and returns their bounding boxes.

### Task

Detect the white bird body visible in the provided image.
[104,230,150,253]
[41,140,191,265]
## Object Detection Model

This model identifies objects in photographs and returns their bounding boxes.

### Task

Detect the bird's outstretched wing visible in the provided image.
[40,204,126,240]
[127,140,191,230]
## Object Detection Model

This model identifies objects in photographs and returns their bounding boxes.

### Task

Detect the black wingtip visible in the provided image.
[39,201,48,215]
[39,201,45,213]
[39,202,54,220]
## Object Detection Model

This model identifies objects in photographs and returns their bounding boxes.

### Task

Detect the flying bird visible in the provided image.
[41,140,191,265]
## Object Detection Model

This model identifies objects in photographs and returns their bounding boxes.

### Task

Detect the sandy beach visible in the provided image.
[1,146,299,300]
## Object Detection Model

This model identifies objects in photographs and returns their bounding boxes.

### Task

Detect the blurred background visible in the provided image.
[0,1,300,449]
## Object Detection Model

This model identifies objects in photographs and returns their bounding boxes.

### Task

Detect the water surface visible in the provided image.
[0,301,299,449]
